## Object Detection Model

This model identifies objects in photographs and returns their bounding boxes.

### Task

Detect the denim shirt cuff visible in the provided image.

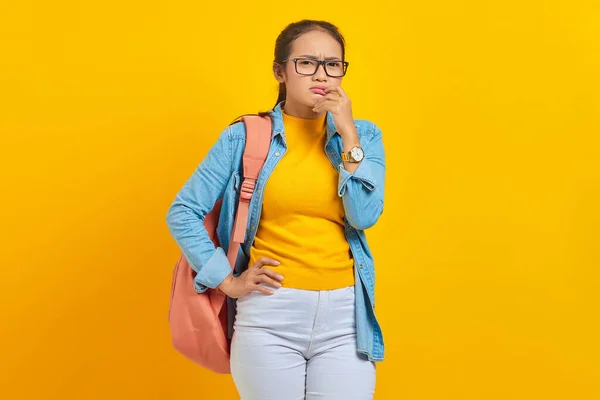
[193,247,232,293]
[337,159,377,196]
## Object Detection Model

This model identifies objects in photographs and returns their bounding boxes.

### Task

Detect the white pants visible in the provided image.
[230,285,376,400]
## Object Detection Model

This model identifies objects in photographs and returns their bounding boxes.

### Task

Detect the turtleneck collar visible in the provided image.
[282,110,327,137]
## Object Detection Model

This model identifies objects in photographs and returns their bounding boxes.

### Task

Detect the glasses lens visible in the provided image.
[296,59,318,75]
[324,61,345,77]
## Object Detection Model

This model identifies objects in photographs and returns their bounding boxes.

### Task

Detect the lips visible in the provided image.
[310,86,327,96]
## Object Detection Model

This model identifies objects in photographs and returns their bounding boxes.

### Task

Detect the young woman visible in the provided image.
[166,19,385,399]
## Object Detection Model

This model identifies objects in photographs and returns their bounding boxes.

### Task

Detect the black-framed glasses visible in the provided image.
[280,57,349,77]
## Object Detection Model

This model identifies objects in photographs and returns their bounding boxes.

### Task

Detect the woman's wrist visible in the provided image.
[217,274,235,295]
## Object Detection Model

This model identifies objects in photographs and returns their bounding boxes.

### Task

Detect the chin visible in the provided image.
[300,99,312,108]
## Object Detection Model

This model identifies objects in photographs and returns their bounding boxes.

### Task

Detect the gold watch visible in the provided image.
[341,146,365,163]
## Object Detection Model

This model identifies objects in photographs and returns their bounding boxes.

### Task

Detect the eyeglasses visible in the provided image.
[280,57,349,77]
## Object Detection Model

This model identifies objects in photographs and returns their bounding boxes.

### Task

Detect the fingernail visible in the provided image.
[277,275,284,280]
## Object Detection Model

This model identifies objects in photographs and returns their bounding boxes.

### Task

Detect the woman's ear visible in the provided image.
[273,62,285,83]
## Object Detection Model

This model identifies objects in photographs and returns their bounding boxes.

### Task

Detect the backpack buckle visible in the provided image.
[240,179,256,202]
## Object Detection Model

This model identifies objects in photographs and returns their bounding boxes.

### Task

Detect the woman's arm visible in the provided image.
[166,127,234,293]
[337,122,386,230]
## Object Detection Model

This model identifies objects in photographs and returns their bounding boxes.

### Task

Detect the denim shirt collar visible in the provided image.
[268,101,338,145]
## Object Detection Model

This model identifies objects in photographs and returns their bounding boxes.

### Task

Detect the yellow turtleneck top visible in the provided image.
[248,111,355,290]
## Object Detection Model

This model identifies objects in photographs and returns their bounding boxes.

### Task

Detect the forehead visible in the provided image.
[289,29,343,59]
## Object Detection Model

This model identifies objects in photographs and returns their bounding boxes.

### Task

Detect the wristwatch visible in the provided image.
[341,146,365,163]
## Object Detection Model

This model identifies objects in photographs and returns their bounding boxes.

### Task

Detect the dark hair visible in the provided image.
[230,19,346,124]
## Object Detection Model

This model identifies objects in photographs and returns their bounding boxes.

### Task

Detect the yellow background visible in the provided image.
[1,1,599,399]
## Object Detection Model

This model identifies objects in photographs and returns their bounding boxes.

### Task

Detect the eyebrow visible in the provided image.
[296,54,343,60]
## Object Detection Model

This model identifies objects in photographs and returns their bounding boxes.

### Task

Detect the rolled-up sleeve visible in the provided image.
[337,123,385,230]
[166,127,234,293]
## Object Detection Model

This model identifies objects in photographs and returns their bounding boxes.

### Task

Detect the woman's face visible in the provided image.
[275,29,345,117]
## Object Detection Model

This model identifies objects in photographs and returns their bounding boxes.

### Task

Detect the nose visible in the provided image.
[313,62,327,81]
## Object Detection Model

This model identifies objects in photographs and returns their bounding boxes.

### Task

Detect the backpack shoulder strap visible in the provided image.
[226,115,272,266]
[241,116,272,181]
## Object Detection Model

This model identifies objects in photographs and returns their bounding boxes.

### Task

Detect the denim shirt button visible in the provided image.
[275,151,281,157]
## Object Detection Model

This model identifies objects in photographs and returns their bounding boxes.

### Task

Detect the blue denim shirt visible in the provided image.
[166,101,385,362]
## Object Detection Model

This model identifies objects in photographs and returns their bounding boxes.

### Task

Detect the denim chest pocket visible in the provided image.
[219,171,241,221]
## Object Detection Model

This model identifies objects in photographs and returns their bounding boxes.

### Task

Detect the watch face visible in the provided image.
[351,146,364,161]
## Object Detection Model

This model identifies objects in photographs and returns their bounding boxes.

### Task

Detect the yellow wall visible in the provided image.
[1,1,599,399]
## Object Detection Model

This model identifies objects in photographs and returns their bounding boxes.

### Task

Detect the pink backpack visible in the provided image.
[168,115,272,373]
